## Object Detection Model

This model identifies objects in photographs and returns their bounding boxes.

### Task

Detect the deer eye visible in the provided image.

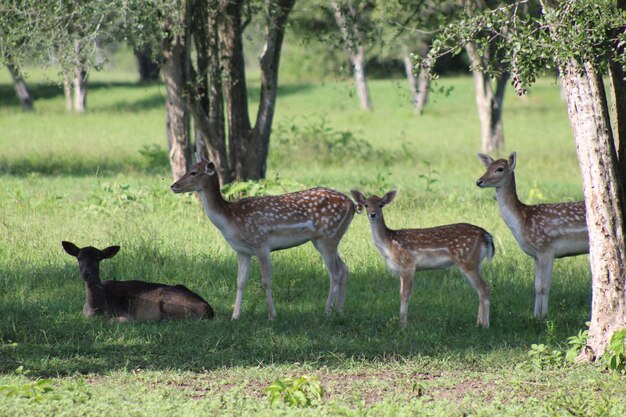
[378,204,383,208]
[495,167,504,172]
[190,171,198,176]
[364,204,368,208]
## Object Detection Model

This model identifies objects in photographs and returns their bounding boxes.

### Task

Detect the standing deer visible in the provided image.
[170,157,355,320]
[351,189,493,328]
[62,241,214,322]
[476,152,589,318]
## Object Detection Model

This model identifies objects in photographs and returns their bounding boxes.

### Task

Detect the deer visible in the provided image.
[350,189,493,328]
[476,152,589,318]
[170,157,355,320]
[62,241,214,322]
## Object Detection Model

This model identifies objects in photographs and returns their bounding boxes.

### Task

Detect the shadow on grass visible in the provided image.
[0,80,316,112]
[0,245,591,377]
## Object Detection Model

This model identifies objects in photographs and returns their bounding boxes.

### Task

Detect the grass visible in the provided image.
[1,66,624,416]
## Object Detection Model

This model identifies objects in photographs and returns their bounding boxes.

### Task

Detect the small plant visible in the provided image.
[418,160,439,193]
[524,343,564,370]
[565,322,590,363]
[265,374,324,408]
[527,180,544,203]
[0,367,59,402]
[221,173,305,200]
[604,328,626,374]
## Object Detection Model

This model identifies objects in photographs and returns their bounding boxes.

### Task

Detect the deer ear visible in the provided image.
[381,190,397,205]
[508,152,517,170]
[62,241,80,257]
[205,162,216,175]
[100,246,120,260]
[350,189,366,205]
[477,153,494,168]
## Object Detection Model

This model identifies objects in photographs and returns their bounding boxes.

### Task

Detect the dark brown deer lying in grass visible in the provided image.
[62,241,214,322]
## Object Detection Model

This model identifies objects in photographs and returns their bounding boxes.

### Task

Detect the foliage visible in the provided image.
[221,173,306,199]
[265,374,324,408]
[271,115,380,165]
[565,322,590,363]
[421,0,626,95]
[0,368,58,402]
[604,328,626,373]
[418,160,439,193]
[522,343,564,370]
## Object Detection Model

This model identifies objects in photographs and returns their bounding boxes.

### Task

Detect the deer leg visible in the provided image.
[232,253,252,320]
[399,269,415,326]
[255,248,276,320]
[458,265,490,328]
[335,255,349,313]
[313,239,342,315]
[533,255,554,318]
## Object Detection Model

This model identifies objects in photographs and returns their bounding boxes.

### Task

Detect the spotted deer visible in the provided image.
[170,157,355,320]
[476,152,589,318]
[62,241,214,322]
[351,189,493,328]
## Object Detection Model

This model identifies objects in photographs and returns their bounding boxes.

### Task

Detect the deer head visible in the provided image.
[170,157,217,193]
[350,189,397,220]
[476,152,517,188]
[62,241,120,284]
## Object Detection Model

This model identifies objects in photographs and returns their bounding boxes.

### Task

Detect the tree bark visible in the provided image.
[609,0,626,190]
[251,0,296,179]
[73,38,88,113]
[466,42,508,153]
[560,61,626,361]
[402,43,429,113]
[7,63,34,111]
[162,2,192,181]
[331,0,373,111]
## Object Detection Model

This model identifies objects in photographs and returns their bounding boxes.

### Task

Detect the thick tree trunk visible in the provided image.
[251,0,296,179]
[561,61,626,361]
[134,48,161,82]
[63,77,73,112]
[7,63,34,111]
[189,0,231,184]
[162,9,192,181]
[331,0,373,111]
[466,43,507,153]
[402,44,429,113]
[220,0,253,181]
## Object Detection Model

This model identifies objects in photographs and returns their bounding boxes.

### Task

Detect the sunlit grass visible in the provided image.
[1,67,621,416]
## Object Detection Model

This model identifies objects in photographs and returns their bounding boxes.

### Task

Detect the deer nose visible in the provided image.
[476,179,483,187]
[369,213,377,219]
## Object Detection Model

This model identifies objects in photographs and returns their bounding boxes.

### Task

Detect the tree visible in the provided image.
[426,0,626,360]
[6,63,34,111]
[330,0,374,111]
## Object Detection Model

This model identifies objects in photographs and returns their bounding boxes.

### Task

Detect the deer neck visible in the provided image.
[495,173,527,242]
[197,175,232,230]
[369,213,392,251]
[84,278,107,315]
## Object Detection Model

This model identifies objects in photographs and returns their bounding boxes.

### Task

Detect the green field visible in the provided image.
[1,67,624,416]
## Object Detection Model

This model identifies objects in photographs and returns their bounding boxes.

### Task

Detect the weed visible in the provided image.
[521,344,564,370]
[418,160,439,193]
[0,367,59,402]
[265,374,324,408]
[604,328,626,374]
[565,322,590,363]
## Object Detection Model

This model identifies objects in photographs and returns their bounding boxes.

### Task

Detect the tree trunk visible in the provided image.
[251,0,296,179]
[466,43,507,153]
[402,43,429,113]
[220,0,253,181]
[561,61,626,362]
[134,47,161,82]
[331,0,373,111]
[63,76,73,112]
[73,67,88,113]
[7,63,34,111]
[162,4,192,181]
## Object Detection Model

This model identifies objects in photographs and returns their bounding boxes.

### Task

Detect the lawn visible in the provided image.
[1,66,624,416]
